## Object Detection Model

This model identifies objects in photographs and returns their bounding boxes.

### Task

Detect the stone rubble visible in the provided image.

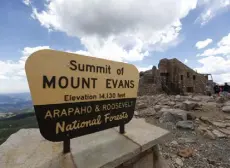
[135,94,230,168]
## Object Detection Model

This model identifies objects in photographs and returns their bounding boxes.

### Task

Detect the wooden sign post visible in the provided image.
[25,49,139,153]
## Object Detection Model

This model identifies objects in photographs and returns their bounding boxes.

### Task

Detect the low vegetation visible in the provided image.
[0,112,38,145]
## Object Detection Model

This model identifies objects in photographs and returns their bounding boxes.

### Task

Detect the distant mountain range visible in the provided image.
[0,93,33,113]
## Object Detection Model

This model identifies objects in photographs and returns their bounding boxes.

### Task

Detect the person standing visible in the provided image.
[213,84,220,95]
[223,83,229,97]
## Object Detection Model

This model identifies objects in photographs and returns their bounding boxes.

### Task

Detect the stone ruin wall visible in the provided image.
[138,68,162,96]
[138,58,208,96]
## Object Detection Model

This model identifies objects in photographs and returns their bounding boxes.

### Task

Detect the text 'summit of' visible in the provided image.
[42,60,135,89]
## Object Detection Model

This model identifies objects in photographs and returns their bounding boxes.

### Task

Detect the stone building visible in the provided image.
[138,58,210,95]
[158,58,209,94]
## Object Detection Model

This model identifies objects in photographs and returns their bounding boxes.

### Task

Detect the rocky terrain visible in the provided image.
[134,94,230,168]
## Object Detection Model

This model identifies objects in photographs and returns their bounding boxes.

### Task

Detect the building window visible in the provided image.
[193,75,196,80]
[181,75,183,80]
[187,87,194,93]
[187,72,190,78]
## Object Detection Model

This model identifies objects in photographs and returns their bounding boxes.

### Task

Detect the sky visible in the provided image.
[0,0,230,93]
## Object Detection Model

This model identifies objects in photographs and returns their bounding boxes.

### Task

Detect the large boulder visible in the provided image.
[222,106,230,113]
[224,101,230,106]
[158,108,194,123]
[180,100,199,111]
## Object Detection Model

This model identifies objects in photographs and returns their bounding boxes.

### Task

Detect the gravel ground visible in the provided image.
[134,94,230,168]
[144,116,230,168]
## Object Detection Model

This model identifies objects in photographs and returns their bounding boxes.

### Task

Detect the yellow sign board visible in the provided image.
[25,49,139,141]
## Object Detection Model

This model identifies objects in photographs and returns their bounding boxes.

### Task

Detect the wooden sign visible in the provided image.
[25,49,139,142]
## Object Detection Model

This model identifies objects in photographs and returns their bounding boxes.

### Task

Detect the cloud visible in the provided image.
[196,0,230,25]
[195,56,230,84]
[136,65,153,72]
[31,0,197,62]
[195,56,230,75]
[195,33,230,84]
[184,59,188,63]
[0,78,29,93]
[197,33,230,56]
[195,38,213,49]
[0,46,50,93]
[22,0,31,6]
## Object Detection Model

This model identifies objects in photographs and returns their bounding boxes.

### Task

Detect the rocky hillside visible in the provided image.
[134,94,230,168]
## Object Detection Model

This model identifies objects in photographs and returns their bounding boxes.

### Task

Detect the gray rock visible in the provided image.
[178,138,196,144]
[212,129,227,138]
[222,106,230,113]
[204,130,216,140]
[175,95,185,102]
[224,101,230,106]
[138,107,156,117]
[190,97,202,102]
[135,102,148,110]
[175,95,181,99]
[154,105,162,112]
[159,112,176,123]
[160,99,170,105]
[175,157,183,166]
[224,116,230,120]
[134,111,139,116]
[207,97,215,102]
[161,105,171,109]
[176,121,195,130]
[199,117,212,124]
[211,121,227,128]
[158,108,192,123]
[170,140,178,146]
[169,101,176,106]
[197,125,209,134]
[180,100,199,111]
[216,97,225,103]
[219,128,230,135]
[216,104,223,108]
[174,103,182,109]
